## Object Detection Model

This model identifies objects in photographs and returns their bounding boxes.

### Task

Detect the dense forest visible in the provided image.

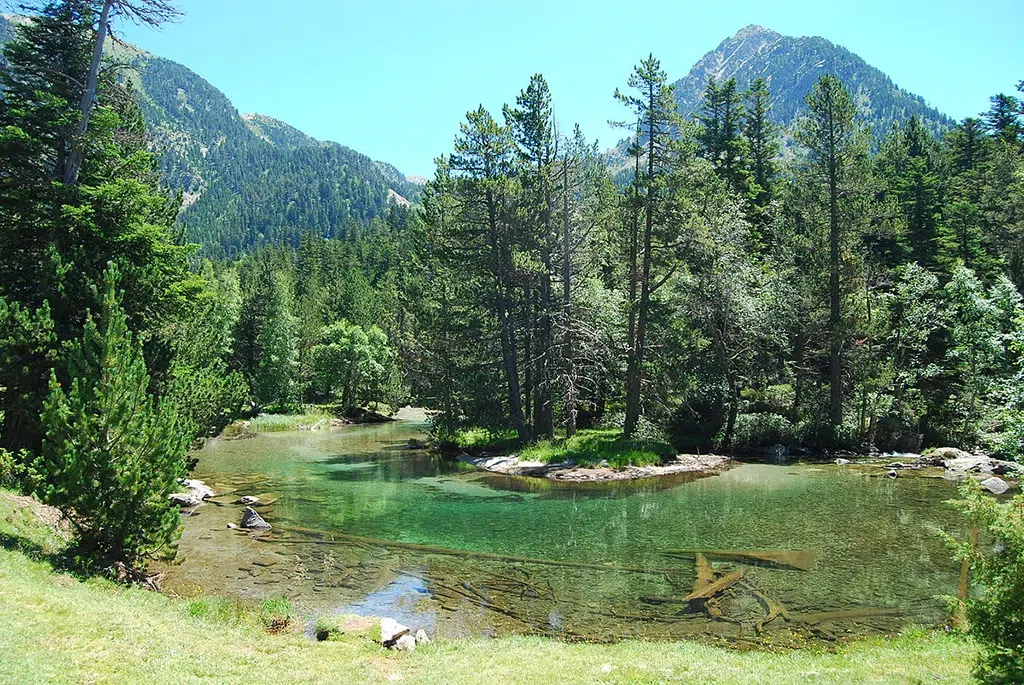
[2,0,1024,555]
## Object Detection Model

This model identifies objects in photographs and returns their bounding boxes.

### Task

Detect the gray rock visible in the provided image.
[945,455,1022,475]
[238,495,259,505]
[395,634,417,652]
[928,447,974,461]
[240,507,271,529]
[169,492,202,507]
[414,628,430,645]
[380,617,410,647]
[981,477,1010,495]
[834,458,851,465]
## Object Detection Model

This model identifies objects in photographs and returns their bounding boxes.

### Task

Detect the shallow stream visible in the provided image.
[158,413,965,646]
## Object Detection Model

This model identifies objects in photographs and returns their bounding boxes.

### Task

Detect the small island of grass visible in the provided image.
[437,427,729,482]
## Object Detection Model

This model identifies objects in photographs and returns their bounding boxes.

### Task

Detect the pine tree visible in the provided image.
[796,75,862,430]
[743,77,779,242]
[506,75,557,438]
[35,265,189,574]
[614,55,680,437]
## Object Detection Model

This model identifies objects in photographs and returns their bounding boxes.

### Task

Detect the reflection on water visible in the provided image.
[156,416,964,646]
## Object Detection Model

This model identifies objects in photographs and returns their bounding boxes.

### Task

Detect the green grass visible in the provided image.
[434,426,520,452]
[221,410,334,437]
[0,488,978,684]
[519,428,675,468]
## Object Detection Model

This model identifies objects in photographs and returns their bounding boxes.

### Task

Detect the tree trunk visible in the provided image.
[64,0,113,187]
[625,84,658,438]
[487,188,528,442]
[561,159,576,438]
[827,114,843,430]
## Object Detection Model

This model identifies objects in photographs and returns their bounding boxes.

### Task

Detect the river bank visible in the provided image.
[457,452,731,482]
[0,542,974,684]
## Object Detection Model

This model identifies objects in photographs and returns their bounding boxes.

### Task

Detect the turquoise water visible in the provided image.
[161,415,965,645]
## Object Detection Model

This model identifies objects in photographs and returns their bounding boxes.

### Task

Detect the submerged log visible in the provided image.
[684,570,744,601]
[663,548,818,572]
[692,552,716,592]
[269,524,679,577]
[794,608,903,625]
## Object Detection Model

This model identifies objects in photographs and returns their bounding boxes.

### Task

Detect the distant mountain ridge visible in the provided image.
[0,13,423,256]
[675,25,952,135]
[609,25,954,174]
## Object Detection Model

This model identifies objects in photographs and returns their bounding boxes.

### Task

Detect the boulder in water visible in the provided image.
[238,495,259,505]
[240,507,271,529]
[181,479,215,499]
[927,447,974,461]
[169,492,202,508]
[981,477,1010,495]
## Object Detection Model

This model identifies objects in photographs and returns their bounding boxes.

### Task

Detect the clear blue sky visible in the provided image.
[118,0,1023,177]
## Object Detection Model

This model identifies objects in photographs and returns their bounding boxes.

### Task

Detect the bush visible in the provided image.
[730,413,794,450]
[946,480,1024,684]
[431,425,519,452]
[793,420,863,451]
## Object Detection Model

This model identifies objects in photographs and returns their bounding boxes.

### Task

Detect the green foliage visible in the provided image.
[730,413,795,450]
[518,428,674,468]
[946,481,1024,684]
[310,320,394,409]
[432,426,520,453]
[34,267,189,574]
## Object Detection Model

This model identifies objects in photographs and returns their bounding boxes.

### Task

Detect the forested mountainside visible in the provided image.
[0,13,421,256]
[676,25,952,136]
[609,25,954,174]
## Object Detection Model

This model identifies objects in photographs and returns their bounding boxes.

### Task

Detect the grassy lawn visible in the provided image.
[0,489,977,684]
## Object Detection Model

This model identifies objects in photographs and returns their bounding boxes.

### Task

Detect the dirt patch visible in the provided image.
[1,492,70,537]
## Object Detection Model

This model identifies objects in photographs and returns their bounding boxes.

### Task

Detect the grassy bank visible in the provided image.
[0,490,976,684]
[436,427,676,468]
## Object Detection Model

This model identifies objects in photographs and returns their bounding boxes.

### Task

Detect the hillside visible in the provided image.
[609,25,955,174]
[0,14,423,257]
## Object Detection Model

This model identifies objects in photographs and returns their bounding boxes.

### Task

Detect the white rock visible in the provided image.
[981,476,1010,495]
[182,479,215,499]
[886,469,898,479]
[395,634,416,652]
[834,458,851,465]
[380,617,410,646]
[240,507,271,529]
[239,495,259,505]
[414,629,430,645]
[226,523,237,529]
[169,492,202,508]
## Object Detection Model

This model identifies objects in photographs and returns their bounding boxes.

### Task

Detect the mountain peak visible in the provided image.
[731,24,780,41]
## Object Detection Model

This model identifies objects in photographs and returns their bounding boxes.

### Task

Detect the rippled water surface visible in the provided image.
[159,414,965,646]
